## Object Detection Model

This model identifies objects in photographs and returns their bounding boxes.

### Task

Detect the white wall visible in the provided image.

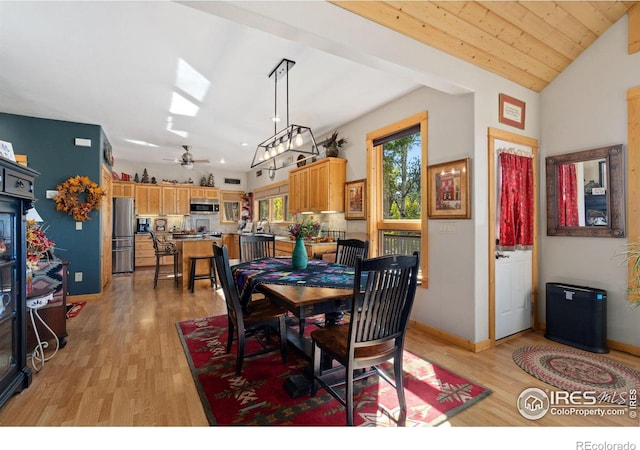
[540,15,640,346]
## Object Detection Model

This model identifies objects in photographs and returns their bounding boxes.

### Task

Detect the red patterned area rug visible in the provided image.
[66,301,86,319]
[177,315,491,426]
[513,345,640,403]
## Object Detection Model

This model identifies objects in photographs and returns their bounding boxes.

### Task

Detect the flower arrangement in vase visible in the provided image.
[288,218,321,270]
[323,131,347,158]
[288,217,321,240]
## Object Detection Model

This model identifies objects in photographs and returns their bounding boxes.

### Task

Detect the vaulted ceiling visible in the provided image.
[0,1,636,172]
[335,1,637,92]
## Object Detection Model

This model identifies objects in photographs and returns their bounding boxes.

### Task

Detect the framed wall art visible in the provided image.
[498,93,526,130]
[427,158,471,219]
[345,179,366,220]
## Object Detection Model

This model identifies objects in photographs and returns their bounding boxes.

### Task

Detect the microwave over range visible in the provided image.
[190,198,219,215]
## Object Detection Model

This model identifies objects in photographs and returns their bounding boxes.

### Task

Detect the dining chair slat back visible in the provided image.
[239,234,276,262]
[212,243,288,375]
[335,239,369,268]
[310,251,420,426]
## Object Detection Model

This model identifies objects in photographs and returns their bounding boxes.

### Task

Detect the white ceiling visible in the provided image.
[0,1,427,172]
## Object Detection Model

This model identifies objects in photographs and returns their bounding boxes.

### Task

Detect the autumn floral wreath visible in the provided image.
[54,175,106,222]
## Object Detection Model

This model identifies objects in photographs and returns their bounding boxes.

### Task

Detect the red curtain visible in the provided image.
[557,163,579,227]
[498,152,533,250]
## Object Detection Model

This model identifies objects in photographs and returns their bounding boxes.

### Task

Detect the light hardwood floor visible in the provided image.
[1,268,638,428]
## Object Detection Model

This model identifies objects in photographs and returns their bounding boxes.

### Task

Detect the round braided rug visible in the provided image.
[512,345,640,403]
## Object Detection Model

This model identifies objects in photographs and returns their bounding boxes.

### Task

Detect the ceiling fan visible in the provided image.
[164,145,210,169]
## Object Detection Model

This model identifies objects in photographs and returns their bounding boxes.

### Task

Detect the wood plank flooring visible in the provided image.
[1,268,638,429]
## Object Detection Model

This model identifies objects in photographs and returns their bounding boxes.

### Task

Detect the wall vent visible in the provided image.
[224,178,241,184]
[256,170,262,177]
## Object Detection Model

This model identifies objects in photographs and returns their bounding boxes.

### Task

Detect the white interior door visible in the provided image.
[495,249,532,339]
[494,139,534,340]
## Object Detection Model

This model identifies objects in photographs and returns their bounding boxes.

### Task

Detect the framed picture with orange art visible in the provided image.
[344,179,366,220]
[427,158,471,219]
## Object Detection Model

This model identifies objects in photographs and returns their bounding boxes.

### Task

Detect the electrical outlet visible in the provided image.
[76,222,82,230]
[74,272,83,282]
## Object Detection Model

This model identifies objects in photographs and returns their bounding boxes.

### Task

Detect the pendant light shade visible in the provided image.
[251,59,318,169]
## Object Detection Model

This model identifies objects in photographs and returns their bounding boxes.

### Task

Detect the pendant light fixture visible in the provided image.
[251,58,318,169]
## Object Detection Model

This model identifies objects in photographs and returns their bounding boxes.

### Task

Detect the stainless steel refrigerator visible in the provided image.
[112,197,135,273]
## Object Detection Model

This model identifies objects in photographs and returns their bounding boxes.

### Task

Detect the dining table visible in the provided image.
[230,256,357,397]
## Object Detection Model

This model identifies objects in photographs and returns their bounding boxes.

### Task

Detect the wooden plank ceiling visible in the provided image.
[333,1,637,92]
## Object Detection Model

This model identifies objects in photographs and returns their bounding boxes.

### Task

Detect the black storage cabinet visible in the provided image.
[545,282,608,353]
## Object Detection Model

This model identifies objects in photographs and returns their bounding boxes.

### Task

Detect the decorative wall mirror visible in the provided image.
[546,144,625,237]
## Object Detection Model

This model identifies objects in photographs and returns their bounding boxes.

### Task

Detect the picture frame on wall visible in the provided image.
[0,141,16,162]
[427,158,471,219]
[345,179,366,220]
[498,93,526,130]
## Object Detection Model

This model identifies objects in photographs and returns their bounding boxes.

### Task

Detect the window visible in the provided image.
[257,196,292,222]
[367,112,428,282]
[220,190,243,223]
[253,181,293,223]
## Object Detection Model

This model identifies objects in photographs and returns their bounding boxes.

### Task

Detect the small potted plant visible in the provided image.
[323,131,347,158]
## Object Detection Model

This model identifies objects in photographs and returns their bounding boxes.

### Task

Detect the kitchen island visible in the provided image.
[173,236,222,290]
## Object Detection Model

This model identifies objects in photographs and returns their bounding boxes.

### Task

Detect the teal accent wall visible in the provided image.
[0,112,106,296]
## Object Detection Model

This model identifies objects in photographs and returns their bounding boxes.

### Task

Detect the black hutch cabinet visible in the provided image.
[0,157,38,409]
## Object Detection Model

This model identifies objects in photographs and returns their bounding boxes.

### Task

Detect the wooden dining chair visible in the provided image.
[310,252,420,426]
[335,238,369,267]
[239,234,276,262]
[212,243,288,375]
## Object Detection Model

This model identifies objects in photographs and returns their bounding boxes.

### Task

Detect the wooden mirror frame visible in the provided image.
[546,144,625,238]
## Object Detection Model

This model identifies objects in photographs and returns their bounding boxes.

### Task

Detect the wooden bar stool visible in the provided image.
[188,256,217,293]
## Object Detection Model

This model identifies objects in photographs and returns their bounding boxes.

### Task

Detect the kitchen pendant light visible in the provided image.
[251,58,318,169]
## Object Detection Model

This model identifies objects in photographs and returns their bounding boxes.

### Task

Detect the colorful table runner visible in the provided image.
[231,257,356,307]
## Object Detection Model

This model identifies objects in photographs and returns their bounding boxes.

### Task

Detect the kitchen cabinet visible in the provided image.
[288,157,346,214]
[190,187,219,200]
[162,186,190,215]
[135,234,175,267]
[112,181,135,198]
[135,184,161,215]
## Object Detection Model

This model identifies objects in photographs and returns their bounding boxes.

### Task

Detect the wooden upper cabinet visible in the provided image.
[289,157,346,213]
[176,187,190,215]
[135,184,162,215]
[112,181,135,198]
[190,186,218,199]
[161,186,189,215]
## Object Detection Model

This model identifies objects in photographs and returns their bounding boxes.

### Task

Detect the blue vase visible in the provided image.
[291,238,308,269]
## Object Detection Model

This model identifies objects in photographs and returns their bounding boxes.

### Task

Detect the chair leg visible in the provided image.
[209,257,217,288]
[226,317,234,354]
[394,349,407,426]
[310,342,321,397]
[278,316,287,364]
[153,256,160,288]
[174,253,179,288]
[189,258,196,293]
[346,365,354,426]
[236,331,246,375]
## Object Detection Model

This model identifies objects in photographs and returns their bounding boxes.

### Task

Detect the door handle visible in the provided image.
[495,252,510,260]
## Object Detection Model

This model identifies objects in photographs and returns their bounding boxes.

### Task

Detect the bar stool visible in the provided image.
[189,255,217,293]
[150,231,180,288]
